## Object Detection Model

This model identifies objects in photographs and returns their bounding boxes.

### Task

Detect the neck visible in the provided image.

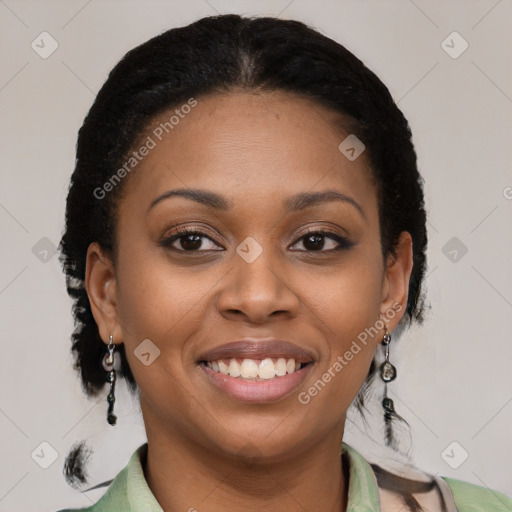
[142,416,349,512]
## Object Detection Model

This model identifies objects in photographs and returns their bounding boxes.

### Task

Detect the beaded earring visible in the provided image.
[379,326,397,446]
[102,334,117,426]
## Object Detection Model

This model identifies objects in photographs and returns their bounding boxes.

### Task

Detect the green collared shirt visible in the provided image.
[58,442,512,511]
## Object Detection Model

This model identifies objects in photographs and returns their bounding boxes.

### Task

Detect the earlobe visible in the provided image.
[85,242,121,344]
[380,232,413,330]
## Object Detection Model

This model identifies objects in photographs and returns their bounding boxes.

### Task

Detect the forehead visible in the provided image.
[118,91,377,218]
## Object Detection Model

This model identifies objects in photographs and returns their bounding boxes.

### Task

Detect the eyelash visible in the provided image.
[158,226,355,253]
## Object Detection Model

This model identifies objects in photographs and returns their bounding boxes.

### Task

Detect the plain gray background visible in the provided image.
[1,1,511,510]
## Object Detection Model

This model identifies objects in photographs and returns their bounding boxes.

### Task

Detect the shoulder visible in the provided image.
[441,476,512,511]
[55,443,162,512]
[54,468,130,512]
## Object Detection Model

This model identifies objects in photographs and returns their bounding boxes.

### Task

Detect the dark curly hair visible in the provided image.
[59,12,427,474]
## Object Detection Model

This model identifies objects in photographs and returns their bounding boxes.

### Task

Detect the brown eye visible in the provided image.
[159,228,223,252]
[290,231,355,252]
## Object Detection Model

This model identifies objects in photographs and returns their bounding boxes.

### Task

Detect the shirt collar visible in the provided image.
[92,441,381,511]
[342,442,381,511]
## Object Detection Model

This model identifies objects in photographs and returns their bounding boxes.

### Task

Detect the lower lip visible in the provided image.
[199,362,314,403]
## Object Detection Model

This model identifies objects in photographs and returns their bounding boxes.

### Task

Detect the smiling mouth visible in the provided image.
[198,357,313,381]
[196,339,316,402]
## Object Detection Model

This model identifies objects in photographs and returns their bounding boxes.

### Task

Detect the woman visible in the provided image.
[57,14,511,511]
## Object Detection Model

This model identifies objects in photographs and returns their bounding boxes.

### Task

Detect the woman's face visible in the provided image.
[87,91,412,462]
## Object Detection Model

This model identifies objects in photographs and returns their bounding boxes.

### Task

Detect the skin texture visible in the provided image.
[85,91,413,512]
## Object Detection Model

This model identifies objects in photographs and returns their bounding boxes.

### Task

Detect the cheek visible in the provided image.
[301,251,384,401]
[311,251,384,344]
[114,248,223,375]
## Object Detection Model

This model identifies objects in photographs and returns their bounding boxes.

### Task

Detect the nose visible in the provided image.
[217,249,300,325]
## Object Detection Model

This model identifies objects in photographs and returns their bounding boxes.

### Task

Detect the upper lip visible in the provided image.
[197,338,316,364]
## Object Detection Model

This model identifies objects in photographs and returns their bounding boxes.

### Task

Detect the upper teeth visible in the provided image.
[206,358,302,380]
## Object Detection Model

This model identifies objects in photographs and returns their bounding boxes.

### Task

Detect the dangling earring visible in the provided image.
[379,326,397,446]
[102,334,117,426]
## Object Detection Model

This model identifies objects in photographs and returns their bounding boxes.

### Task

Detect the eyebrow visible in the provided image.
[147,188,366,220]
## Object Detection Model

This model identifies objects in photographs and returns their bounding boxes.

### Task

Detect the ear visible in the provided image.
[380,231,414,331]
[85,242,123,346]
